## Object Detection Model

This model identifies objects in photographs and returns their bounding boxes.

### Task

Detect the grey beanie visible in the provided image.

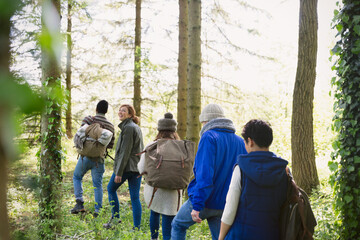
[199,103,225,122]
[158,112,177,132]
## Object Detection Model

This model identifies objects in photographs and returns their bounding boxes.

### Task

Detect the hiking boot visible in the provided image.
[70,199,85,214]
[103,217,121,229]
[132,226,140,231]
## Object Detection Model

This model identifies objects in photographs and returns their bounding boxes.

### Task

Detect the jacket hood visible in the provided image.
[200,118,236,136]
[238,151,288,187]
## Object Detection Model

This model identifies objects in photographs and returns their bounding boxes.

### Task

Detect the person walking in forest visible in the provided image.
[138,112,183,240]
[171,103,247,240]
[71,100,115,217]
[218,119,288,240]
[103,104,144,230]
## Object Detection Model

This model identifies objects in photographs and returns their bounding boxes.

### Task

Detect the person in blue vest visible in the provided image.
[171,103,247,240]
[218,119,288,240]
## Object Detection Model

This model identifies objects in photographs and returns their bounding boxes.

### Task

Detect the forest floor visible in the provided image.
[7,139,338,240]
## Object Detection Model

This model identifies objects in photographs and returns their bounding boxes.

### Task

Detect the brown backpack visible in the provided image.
[279,168,317,240]
[74,122,112,159]
[139,139,196,209]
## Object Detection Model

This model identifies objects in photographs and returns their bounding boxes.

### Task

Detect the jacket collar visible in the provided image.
[118,118,132,130]
[96,113,105,117]
[200,118,236,136]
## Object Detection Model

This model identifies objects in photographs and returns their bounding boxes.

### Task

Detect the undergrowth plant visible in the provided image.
[310,180,340,240]
[330,1,360,238]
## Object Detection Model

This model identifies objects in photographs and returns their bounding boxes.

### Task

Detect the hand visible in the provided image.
[191,210,202,223]
[114,176,122,183]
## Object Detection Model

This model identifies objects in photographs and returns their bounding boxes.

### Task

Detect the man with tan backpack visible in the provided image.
[71,100,115,217]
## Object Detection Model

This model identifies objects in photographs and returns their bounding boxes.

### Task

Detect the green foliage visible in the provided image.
[8,138,338,240]
[330,1,360,238]
[0,0,21,16]
[0,74,44,114]
[134,46,142,78]
[37,77,66,239]
[310,180,340,240]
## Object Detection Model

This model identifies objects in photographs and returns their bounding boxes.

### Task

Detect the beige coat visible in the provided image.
[137,142,183,216]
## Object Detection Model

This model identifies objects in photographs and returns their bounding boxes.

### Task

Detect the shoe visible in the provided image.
[103,217,121,229]
[71,199,85,214]
[132,226,140,231]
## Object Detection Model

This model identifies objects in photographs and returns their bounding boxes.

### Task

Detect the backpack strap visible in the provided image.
[136,150,146,156]
[91,116,100,126]
[137,171,148,178]
[156,155,163,169]
[105,150,114,160]
[148,187,158,208]
[177,189,181,211]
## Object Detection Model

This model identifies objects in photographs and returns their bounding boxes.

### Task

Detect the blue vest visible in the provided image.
[225,152,288,240]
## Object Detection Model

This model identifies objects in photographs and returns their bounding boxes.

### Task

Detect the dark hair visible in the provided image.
[154,131,180,141]
[120,104,140,125]
[96,100,108,114]
[241,119,273,148]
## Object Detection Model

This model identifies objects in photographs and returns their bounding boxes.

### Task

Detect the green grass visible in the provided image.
[310,179,340,240]
[8,138,339,239]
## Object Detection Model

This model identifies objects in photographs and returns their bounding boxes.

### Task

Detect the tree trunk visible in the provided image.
[66,0,73,138]
[186,0,201,145]
[177,0,188,140]
[291,0,319,194]
[39,0,63,238]
[0,1,19,238]
[133,0,142,120]
[0,116,10,240]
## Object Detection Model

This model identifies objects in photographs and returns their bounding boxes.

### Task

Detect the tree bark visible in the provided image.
[291,0,319,194]
[186,0,201,145]
[133,0,142,120]
[177,0,189,140]
[0,119,10,240]
[0,1,20,238]
[39,0,63,238]
[66,0,73,138]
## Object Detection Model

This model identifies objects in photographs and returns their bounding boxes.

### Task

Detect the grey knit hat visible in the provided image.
[157,112,177,132]
[199,103,225,122]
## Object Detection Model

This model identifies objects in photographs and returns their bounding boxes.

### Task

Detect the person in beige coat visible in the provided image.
[138,112,183,240]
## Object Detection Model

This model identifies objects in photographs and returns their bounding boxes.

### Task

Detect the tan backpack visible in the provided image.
[74,122,112,159]
[139,139,196,209]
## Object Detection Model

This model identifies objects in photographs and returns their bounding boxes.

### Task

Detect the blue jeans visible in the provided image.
[73,156,105,212]
[150,210,174,240]
[107,172,142,229]
[171,200,223,240]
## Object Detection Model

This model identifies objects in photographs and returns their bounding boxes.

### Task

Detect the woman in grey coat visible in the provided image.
[104,104,143,230]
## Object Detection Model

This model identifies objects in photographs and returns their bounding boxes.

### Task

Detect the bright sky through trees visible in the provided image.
[11,0,337,116]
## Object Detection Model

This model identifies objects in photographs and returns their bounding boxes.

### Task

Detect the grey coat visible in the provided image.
[114,118,144,176]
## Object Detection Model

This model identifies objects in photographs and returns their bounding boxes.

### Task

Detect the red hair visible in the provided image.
[120,104,140,125]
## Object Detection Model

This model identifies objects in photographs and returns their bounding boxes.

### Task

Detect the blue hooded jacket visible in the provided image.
[188,118,247,211]
[225,151,288,240]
